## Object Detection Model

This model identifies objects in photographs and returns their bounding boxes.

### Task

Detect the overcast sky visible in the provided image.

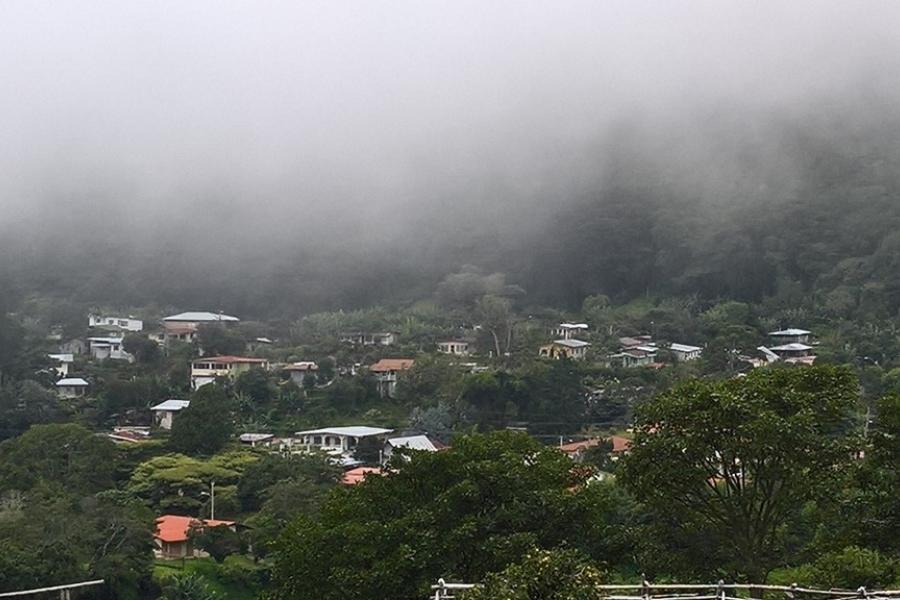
[2,1,900,250]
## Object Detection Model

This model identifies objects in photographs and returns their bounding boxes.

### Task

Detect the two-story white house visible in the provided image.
[340,332,397,346]
[190,355,269,389]
[47,353,74,377]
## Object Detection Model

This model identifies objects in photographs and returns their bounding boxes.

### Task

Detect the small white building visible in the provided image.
[47,353,74,377]
[552,323,589,340]
[437,340,470,356]
[88,337,134,362]
[150,399,190,430]
[56,377,89,398]
[340,332,397,346]
[89,315,144,332]
[283,361,319,385]
[669,343,702,362]
[294,426,394,453]
[239,433,275,447]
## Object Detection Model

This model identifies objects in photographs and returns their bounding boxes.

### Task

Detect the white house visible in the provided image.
[669,343,702,362]
[47,353,74,377]
[283,361,318,385]
[340,332,397,346]
[437,340,470,356]
[89,315,143,332]
[56,377,89,398]
[88,337,134,362]
[382,435,443,463]
[161,311,240,346]
[150,399,190,430]
[294,426,394,453]
[190,355,269,389]
[770,342,816,364]
[368,358,414,397]
[552,323,589,340]
[539,339,591,360]
[239,433,275,447]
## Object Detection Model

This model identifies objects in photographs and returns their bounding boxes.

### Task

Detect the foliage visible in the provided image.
[161,572,221,600]
[190,525,244,563]
[464,548,607,600]
[170,384,234,456]
[620,366,858,581]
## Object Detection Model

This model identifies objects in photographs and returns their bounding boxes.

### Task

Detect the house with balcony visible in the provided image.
[552,323,589,340]
[437,340,470,356]
[190,355,269,389]
[294,426,394,457]
[768,328,811,345]
[340,331,397,346]
[368,358,414,397]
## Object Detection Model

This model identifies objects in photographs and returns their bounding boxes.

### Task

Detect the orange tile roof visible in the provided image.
[155,515,235,543]
[368,358,414,372]
[340,467,383,486]
[559,436,632,454]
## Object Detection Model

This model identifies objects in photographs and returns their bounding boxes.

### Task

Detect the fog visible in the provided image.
[3,1,900,310]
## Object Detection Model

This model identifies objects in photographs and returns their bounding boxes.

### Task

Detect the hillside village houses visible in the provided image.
[608,335,702,367]
[158,311,240,346]
[56,377,89,398]
[368,358,415,397]
[190,355,269,389]
[88,314,143,332]
[150,399,190,430]
[437,340,470,356]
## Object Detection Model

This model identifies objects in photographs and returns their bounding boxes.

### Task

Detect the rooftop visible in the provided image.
[47,353,74,363]
[386,435,444,452]
[192,356,268,365]
[340,467,383,486]
[239,433,274,443]
[560,436,632,454]
[88,336,124,344]
[155,515,235,543]
[284,361,318,371]
[552,339,591,348]
[150,399,190,412]
[56,378,89,387]
[295,426,394,438]
[670,343,702,353]
[770,343,813,352]
[558,323,589,329]
[369,358,415,372]
[163,312,239,323]
[769,328,811,336]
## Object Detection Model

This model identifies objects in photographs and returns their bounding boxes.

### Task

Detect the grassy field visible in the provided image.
[153,556,262,600]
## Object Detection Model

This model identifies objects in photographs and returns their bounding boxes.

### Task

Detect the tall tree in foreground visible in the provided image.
[620,366,858,582]
[169,384,234,456]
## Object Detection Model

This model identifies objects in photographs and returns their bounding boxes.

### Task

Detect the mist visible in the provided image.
[3,1,900,314]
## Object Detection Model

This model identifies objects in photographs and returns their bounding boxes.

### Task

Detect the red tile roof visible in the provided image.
[340,467,383,486]
[368,358,414,372]
[155,515,235,543]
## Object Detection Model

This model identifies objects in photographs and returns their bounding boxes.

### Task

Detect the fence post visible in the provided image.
[717,580,725,600]
[857,587,867,600]
[641,574,650,600]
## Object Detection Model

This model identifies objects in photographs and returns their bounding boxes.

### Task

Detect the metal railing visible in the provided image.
[431,578,900,600]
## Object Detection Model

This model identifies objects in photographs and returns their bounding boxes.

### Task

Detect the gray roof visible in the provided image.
[150,399,190,412]
[57,378,89,387]
[552,339,591,348]
[239,433,274,443]
[769,328,811,336]
[669,343,702,353]
[386,435,440,451]
[771,343,813,351]
[48,353,74,363]
[163,312,239,323]
[295,426,393,438]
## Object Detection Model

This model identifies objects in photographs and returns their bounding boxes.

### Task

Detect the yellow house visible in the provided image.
[191,355,269,389]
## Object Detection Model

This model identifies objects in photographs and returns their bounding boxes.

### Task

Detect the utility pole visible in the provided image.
[210,480,216,520]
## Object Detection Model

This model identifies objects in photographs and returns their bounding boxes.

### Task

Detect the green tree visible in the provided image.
[189,524,243,563]
[196,325,246,357]
[234,368,274,403]
[620,366,858,582]
[170,385,234,456]
[162,573,220,600]
[269,431,621,600]
[465,548,607,600]
[124,333,163,365]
